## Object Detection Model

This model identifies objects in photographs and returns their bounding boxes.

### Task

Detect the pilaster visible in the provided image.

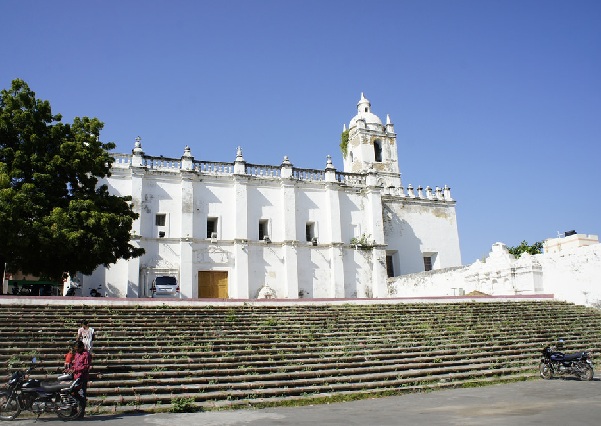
[232,176,249,297]
[128,166,145,298]
[179,172,195,298]
[281,178,299,298]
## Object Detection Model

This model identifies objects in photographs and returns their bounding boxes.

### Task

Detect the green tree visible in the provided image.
[0,79,144,282]
[507,240,543,257]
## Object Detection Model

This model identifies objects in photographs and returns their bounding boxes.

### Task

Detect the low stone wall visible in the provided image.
[388,243,601,306]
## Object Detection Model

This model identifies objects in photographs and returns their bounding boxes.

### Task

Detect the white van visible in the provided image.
[151,276,179,298]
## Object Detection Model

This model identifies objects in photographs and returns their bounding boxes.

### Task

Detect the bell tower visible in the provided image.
[342,93,401,188]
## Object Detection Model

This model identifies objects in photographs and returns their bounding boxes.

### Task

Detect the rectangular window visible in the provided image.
[207,217,218,239]
[155,214,166,227]
[423,256,433,272]
[386,255,395,277]
[259,219,269,241]
[306,222,315,242]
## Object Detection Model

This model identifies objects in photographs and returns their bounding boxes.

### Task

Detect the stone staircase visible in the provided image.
[0,300,599,415]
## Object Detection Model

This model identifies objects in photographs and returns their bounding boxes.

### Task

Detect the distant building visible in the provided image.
[81,94,461,299]
[543,232,599,254]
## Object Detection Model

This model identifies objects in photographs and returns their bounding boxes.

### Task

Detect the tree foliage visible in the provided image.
[507,240,543,257]
[0,79,144,281]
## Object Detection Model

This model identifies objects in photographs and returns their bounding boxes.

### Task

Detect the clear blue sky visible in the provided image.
[2,0,600,264]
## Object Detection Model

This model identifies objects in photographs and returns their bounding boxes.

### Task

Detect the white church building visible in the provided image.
[82,94,462,299]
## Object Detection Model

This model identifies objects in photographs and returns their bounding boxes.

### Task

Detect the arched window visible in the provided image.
[374,140,382,162]
[350,151,354,163]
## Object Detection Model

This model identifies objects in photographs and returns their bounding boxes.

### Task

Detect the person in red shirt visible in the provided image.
[70,340,91,418]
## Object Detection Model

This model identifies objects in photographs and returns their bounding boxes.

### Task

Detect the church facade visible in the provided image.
[81,94,462,299]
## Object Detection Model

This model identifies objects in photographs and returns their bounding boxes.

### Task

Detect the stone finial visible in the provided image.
[417,186,424,198]
[235,146,245,162]
[181,145,194,171]
[426,186,433,199]
[444,185,453,201]
[281,156,292,167]
[133,136,143,155]
[407,184,415,198]
[386,114,391,125]
[343,123,347,131]
[325,155,335,170]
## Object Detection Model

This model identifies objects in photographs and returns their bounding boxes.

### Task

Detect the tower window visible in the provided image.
[364,107,368,112]
[374,140,382,162]
[155,214,166,227]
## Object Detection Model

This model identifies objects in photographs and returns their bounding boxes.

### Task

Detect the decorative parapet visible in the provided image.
[292,168,325,182]
[245,163,281,178]
[383,184,453,202]
[335,171,366,186]
[109,150,453,202]
[196,161,235,175]
[146,156,182,170]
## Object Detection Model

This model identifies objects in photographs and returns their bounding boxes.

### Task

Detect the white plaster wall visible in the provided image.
[90,157,462,300]
[196,180,236,240]
[383,201,461,275]
[247,183,281,240]
[297,246,313,298]
[295,187,326,242]
[311,248,332,298]
[83,258,129,298]
[536,244,601,306]
[339,192,368,243]
[388,243,601,307]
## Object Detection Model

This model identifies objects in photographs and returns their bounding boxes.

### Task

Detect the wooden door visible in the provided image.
[198,271,228,298]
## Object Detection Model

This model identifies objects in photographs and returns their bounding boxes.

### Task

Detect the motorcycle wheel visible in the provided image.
[0,393,21,420]
[578,365,594,381]
[56,396,84,421]
[539,362,553,380]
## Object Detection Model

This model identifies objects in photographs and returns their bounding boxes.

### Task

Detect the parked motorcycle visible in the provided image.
[0,358,84,420]
[539,340,594,381]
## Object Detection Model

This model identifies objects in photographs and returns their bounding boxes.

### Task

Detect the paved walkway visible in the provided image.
[9,376,601,425]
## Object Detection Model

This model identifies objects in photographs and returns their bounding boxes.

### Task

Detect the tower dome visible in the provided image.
[349,92,382,128]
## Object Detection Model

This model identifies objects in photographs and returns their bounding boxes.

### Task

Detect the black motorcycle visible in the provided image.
[540,341,594,381]
[0,358,84,421]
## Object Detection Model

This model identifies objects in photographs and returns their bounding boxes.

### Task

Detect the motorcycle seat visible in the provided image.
[39,383,68,392]
[562,352,585,361]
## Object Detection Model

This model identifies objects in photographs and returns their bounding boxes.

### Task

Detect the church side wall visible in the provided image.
[87,162,463,301]
[383,200,462,275]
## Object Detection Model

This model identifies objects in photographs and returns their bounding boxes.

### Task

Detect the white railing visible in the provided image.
[292,168,325,182]
[146,156,181,170]
[245,164,281,178]
[335,172,366,186]
[111,153,132,168]
[195,161,235,175]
